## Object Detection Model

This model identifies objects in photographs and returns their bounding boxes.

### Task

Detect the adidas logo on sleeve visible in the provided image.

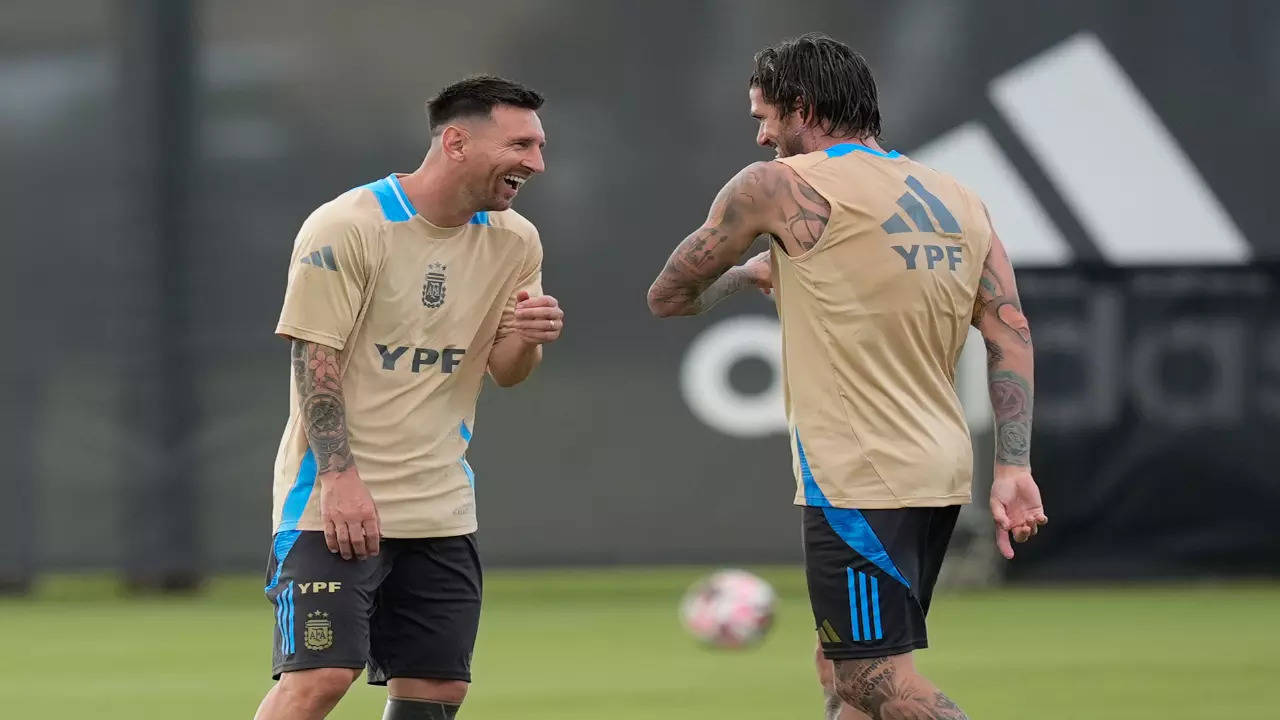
[299,246,339,272]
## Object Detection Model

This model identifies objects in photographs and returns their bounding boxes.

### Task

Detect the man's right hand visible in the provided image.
[989,466,1047,560]
[742,250,774,294]
[319,468,381,560]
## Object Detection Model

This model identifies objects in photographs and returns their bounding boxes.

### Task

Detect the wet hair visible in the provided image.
[749,33,882,139]
[426,75,544,135]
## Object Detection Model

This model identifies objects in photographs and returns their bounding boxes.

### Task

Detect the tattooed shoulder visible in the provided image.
[775,164,830,252]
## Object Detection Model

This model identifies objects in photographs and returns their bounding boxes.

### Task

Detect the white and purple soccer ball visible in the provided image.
[679,569,777,649]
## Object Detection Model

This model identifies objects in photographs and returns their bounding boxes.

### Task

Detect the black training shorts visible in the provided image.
[263,530,482,683]
[804,505,960,660]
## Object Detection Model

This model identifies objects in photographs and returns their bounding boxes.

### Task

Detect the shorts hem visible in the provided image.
[272,659,366,681]
[366,668,472,686]
[821,640,926,661]
[284,525,479,538]
[797,495,969,509]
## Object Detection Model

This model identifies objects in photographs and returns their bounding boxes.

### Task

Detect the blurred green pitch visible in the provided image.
[1,568,1276,719]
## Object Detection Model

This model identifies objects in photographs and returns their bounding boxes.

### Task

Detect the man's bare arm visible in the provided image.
[488,336,542,387]
[647,161,830,317]
[646,163,770,317]
[291,338,379,559]
[487,291,562,387]
[291,339,355,473]
[971,231,1033,467]
[973,223,1047,558]
[645,163,789,315]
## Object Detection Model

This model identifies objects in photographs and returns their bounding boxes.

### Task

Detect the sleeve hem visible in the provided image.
[275,323,347,351]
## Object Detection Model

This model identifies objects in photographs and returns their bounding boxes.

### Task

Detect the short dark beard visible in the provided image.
[777,132,807,158]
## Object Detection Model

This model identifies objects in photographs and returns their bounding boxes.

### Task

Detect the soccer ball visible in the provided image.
[679,569,777,649]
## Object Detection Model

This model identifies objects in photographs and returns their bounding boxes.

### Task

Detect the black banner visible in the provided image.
[1012,267,1280,579]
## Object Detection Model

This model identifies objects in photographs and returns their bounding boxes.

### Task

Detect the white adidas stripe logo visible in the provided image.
[913,33,1249,267]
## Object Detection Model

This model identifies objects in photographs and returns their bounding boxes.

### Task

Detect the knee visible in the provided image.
[278,667,360,711]
[389,678,469,705]
[429,680,468,705]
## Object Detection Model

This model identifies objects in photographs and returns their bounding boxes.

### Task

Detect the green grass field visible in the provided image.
[1,568,1276,719]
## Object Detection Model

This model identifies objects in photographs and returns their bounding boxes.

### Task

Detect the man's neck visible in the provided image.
[396,157,474,228]
[806,134,886,155]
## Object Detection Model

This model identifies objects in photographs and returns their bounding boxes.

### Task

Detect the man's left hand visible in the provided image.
[513,291,564,344]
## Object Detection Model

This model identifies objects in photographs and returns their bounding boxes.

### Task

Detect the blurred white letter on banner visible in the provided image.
[680,316,786,437]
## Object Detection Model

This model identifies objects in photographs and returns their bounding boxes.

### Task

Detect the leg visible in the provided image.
[816,636,870,720]
[368,534,483,718]
[833,653,967,720]
[803,506,959,720]
[255,667,361,720]
[255,531,388,720]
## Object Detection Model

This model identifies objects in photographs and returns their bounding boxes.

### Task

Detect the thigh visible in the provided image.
[263,530,388,679]
[367,534,483,685]
[803,506,934,660]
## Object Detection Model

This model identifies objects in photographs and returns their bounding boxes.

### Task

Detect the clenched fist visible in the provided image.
[512,291,564,344]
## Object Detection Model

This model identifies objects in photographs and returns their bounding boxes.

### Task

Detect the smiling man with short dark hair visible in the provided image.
[255,75,564,720]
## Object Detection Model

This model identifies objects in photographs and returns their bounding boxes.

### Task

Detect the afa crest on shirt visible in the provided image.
[304,610,334,651]
[423,262,447,308]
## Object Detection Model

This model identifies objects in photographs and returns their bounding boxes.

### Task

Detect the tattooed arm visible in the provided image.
[646,161,829,317]
[972,230,1033,467]
[971,223,1048,559]
[291,340,355,474]
[646,163,772,317]
[291,339,380,560]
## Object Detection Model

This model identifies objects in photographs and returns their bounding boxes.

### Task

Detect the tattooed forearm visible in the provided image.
[648,265,756,316]
[646,225,737,316]
[834,659,969,720]
[973,230,1035,468]
[990,370,1032,466]
[291,339,354,474]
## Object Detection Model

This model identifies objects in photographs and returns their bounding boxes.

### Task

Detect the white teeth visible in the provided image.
[503,174,527,186]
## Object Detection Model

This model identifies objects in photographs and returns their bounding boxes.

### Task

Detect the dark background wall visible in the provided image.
[2,0,1276,578]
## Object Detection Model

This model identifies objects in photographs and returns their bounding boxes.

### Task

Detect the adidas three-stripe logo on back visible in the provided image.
[299,246,339,272]
[881,175,962,236]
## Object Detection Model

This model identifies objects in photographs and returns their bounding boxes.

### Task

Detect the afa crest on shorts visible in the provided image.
[304,610,334,651]
[423,262,447,308]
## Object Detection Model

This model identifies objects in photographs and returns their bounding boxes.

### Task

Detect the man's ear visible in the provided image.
[441,125,469,161]
[792,99,817,129]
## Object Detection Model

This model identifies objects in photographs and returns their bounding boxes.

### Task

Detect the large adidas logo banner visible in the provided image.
[680,33,1272,439]
[916,33,1248,268]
